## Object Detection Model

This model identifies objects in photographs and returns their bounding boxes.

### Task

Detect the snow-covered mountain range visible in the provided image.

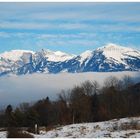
[0,43,140,76]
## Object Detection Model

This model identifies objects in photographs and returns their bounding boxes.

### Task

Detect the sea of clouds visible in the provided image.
[0,71,140,108]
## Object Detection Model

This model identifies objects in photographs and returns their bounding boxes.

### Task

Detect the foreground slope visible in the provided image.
[0,117,140,138]
[34,117,140,138]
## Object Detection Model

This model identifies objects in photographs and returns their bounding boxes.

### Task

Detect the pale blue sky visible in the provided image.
[0,2,140,54]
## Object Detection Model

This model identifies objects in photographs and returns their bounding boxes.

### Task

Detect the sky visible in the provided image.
[0,2,140,54]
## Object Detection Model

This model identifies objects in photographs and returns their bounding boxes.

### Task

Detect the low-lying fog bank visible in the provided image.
[0,71,139,108]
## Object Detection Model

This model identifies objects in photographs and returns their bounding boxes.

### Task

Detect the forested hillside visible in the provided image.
[0,75,140,128]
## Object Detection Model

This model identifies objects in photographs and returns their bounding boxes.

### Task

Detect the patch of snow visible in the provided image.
[0,131,6,138]
[79,50,93,65]
[60,69,68,73]
[33,117,140,138]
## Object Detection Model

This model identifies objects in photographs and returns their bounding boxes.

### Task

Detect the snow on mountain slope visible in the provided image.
[0,49,75,75]
[36,49,74,62]
[97,43,140,65]
[0,43,139,76]
[79,43,140,72]
[0,50,34,61]
[79,50,93,65]
[0,49,73,63]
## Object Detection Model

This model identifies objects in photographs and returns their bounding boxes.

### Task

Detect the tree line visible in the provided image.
[0,75,140,128]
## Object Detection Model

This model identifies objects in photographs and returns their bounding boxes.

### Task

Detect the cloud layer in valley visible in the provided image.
[0,71,139,108]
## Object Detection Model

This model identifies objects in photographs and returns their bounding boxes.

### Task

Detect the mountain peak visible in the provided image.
[95,43,140,65]
[0,50,34,61]
[104,43,121,49]
[80,50,93,58]
[36,49,74,62]
[97,43,125,52]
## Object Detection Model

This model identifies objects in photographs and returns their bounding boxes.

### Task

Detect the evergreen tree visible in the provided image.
[5,105,17,127]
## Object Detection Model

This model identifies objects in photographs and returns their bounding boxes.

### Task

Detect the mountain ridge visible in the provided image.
[0,43,140,76]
